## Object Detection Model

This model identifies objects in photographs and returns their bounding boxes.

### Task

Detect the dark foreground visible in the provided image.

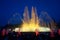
[0,32,60,40]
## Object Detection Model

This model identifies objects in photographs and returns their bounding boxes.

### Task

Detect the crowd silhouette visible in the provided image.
[0,29,60,40]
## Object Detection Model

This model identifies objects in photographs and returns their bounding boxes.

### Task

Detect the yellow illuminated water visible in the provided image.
[13,7,51,32]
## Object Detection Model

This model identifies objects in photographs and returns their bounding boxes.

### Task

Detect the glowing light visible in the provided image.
[19,6,50,32]
[14,28,20,32]
[35,29,39,36]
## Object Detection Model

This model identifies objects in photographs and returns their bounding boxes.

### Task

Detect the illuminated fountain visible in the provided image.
[14,6,56,32]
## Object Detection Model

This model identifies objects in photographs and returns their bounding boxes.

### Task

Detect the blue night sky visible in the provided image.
[0,0,60,26]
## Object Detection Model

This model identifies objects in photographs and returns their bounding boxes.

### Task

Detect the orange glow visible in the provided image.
[35,29,39,36]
